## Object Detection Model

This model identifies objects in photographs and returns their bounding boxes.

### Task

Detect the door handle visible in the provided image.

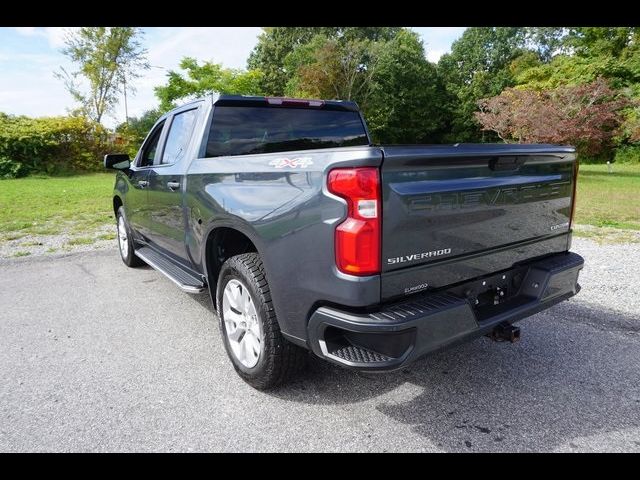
[137,180,148,188]
[167,181,180,191]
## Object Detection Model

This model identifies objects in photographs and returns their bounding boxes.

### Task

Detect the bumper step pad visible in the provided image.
[369,292,465,322]
[329,345,391,363]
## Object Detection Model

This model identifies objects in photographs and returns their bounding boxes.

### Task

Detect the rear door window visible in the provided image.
[206,106,369,157]
[160,109,198,165]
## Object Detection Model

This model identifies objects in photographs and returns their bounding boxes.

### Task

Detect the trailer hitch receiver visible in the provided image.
[488,323,521,343]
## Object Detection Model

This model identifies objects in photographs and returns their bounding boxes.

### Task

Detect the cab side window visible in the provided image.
[138,121,165,167]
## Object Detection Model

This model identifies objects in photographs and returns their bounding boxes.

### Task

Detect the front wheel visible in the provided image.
[116,207,144,268]
[216,253,307,390]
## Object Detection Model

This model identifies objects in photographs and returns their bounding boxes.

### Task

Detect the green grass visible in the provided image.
[96,232,116,241]
[67,236,96,246]
[0,165,637,251]
[2,232,26,241]
[12,251,31,257]
[572,224,640,244]
[0,174,115,236]
[574,164,640,230]
[20,240,43,247]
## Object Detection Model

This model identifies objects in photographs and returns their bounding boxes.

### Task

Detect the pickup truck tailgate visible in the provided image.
[380,144,577,300]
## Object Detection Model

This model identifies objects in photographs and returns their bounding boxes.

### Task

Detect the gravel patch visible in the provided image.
[0,223,117,259]
[573,224,640,244]
[568,236,640,330]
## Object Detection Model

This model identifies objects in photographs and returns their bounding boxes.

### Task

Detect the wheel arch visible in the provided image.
[113,195,123,218]
[203,224,261,298]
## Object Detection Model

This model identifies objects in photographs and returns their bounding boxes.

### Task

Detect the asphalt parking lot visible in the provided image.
[1,238,639,452]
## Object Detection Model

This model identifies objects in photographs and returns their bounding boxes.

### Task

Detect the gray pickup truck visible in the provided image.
[105,94,584,389]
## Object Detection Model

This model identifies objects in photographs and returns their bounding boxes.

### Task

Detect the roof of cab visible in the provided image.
[162,93,361,117]
[212,93,361,112]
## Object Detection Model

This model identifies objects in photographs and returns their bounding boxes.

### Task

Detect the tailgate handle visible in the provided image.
[489,156,525,171]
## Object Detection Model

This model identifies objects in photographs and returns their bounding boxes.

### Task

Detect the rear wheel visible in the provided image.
[216,253,307,390]
[116,207,144,268]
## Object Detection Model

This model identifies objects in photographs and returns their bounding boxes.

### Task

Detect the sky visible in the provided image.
[0,27,465,128]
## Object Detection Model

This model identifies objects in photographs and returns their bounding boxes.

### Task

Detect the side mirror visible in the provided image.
[104,154,131,170]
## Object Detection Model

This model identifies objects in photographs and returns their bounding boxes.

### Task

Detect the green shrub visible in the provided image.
[578,154,613,164]
[0,114,118,176]
[614,145,640,164]
[114,109,162,158]
[576,145,640,165]
[0,156,29,179]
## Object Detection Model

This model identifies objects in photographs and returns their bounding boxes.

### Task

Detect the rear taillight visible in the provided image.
[327,167,381,276]
[569,160,580,229]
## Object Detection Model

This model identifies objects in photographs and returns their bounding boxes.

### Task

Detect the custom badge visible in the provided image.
[268,157,314,169]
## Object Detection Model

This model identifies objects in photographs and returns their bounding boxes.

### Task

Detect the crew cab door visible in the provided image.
[125,119,167,238]
[145,106,199,264]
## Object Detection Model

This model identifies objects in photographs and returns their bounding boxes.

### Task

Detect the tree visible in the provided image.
[284,35,380,106]
[247,27,401,95]
[512,54,631,90]
[512,28,640,91]
[365,30,451,144]
[56,27,149,124]
[282,29,451,144]
[115,108,162,156]
[154,57,265,112]
[565,27,638,58]
[475,78,630,158]
[437,27,526,141]
[248,28,331,96]
[513,28,640,147]
[523,27,569,62]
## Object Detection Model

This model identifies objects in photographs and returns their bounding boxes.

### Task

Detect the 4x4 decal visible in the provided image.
[268,157,314,169]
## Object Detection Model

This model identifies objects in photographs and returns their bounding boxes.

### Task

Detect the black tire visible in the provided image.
[116,207,144,268]
[216,253,307,390]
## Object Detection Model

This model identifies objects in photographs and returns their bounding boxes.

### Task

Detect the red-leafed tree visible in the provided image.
[475,78,631,157]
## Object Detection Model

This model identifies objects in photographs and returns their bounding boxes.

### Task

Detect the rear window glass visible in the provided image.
[206,106,369,157]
